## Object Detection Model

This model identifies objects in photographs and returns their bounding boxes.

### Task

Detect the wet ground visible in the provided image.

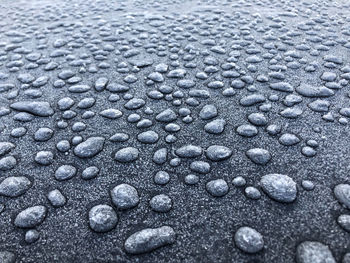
[0,0,350,262]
